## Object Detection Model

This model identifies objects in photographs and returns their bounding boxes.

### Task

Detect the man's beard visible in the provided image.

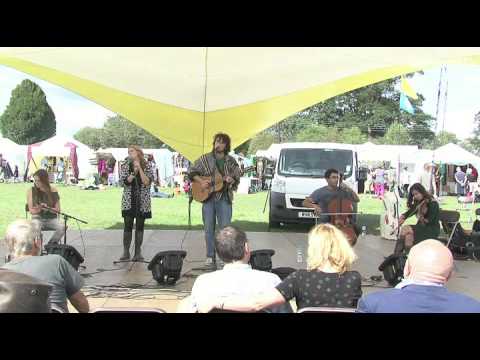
[215,147,224,154]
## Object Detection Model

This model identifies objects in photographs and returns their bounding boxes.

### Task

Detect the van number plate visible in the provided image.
[298,212,315,218]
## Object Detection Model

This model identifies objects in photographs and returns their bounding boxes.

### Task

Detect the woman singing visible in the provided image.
[119,145,154,261]
[394,183,440,255]
[27,169,66,244]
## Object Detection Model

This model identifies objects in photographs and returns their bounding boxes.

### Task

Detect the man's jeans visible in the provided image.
[202,195,232,259]
[32,215,66,244]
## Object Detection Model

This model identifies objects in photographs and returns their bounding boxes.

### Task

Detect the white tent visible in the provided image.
[0,135,28,176]
[356,142,419,163]
[433,143,480,169]
[29,135,96,179]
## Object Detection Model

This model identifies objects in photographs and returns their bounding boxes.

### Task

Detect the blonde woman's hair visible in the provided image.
[4,219,42,258]
[306,223,357,273]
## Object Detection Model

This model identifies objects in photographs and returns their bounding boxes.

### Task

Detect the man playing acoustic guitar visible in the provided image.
[189,133,241,268]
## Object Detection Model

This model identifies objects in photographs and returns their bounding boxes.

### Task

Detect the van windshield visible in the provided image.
[278,148,354,178]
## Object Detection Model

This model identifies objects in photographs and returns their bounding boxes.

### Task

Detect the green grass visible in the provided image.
[1,183,478,237]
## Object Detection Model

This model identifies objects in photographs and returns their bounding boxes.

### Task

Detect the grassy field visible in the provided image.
[1,183,478,236]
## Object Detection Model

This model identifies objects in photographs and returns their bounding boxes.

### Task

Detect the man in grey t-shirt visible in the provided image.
[303,168,360,223]
[3,219,89,313]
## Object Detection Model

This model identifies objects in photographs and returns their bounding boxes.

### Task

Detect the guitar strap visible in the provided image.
[200,154,216,198]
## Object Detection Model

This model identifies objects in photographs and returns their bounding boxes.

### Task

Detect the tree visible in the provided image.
[74,115,165,149]
[248,132,275,155]
[295,124,339,142]
[288,73,435,145]
[431,131,459,149]
[382,122,410,145]
[73,127,104,150]
[0,79,56,144]
[341,126,368,144]
[466,110,480,154]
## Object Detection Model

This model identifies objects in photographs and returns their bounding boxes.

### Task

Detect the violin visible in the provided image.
[327,173,358,247]
[416,198,429,225]
[391,198,429,235]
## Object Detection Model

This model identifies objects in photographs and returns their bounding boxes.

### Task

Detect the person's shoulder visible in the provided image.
[447,290,480,309]
[345,270,362,281]
[250,268,281,284]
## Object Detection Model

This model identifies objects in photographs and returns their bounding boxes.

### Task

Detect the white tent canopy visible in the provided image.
[356,142,419,163]
[29,135,96,179]
[432,143,480,169]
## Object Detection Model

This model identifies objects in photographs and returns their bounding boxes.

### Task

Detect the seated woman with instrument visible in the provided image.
[195,223,362,313]
[27,169,66,245]
[394,183,440,255]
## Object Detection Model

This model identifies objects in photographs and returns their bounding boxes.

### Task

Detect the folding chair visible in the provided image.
[297,307,357,313]
[438,210,462,246]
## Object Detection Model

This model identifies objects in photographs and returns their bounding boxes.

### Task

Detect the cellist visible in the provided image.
[303,168,360,224]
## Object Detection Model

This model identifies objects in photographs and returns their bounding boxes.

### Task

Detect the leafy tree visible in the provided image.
[382,122,411,145]
[295,124,339,142]
[74,115,165,149]
[0,79,56,144]
[73,127,104,150]
[341,126,368,144]
[248,132,276,155]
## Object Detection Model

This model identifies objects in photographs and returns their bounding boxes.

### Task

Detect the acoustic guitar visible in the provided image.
[192,172,224,202]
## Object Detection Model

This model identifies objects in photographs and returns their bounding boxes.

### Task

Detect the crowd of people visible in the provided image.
[363,162,480,201]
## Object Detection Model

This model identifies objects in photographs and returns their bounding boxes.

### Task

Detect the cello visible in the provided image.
[327,174,358,247]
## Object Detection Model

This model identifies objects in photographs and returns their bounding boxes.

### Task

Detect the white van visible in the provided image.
[268,143,359,227]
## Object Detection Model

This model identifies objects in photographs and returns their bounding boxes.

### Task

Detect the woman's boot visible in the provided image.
[132,231,144,261]
[119,231,132,260]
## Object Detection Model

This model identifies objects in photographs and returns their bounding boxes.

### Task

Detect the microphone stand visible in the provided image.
[40,205,88,245]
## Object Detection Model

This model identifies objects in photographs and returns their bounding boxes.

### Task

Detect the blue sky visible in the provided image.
[0,63,479,140]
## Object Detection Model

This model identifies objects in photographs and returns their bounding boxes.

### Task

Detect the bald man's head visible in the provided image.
[404,240,454,284]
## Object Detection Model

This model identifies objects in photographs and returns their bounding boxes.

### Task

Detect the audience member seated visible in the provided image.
[195,223,362,313]
[177,226,292,313]
[0,269,52,313]
[357,239,480,313]
[3,219,90,313]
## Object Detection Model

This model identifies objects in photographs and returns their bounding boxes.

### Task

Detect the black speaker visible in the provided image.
[378,254,407,287]
[148,250,187,285]
[44,244,84,270]
[249,249,275,272]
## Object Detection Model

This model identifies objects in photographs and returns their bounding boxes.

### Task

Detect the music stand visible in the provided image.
[40,205,88,245]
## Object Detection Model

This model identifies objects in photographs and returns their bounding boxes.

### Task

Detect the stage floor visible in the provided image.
[1,230,479,313]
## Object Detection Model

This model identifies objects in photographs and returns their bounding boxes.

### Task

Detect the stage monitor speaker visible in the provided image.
[249,249,275,272]
[148,250,187,285]
[44,244,84,270]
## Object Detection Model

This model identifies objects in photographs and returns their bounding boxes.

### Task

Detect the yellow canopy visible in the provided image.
[1,47,480,161]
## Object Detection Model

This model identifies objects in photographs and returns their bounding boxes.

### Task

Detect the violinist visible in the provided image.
[303,168,360,224]
[394,183,440,255]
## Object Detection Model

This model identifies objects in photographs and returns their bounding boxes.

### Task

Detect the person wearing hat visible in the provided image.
[3,219,89,313]
[0,269,52,313]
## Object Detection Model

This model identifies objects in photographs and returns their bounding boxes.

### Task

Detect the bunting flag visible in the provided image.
[400,77,419,100]
[400,93,415,114]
